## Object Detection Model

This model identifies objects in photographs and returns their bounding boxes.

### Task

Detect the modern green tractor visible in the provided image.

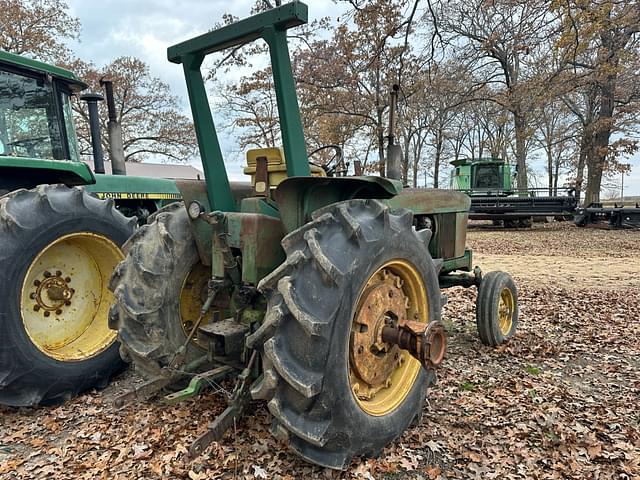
[110,2,519,469]
[0,51,181,406]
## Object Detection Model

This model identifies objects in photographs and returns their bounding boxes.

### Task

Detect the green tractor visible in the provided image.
[110,2,519,468]
[0,51,181,406]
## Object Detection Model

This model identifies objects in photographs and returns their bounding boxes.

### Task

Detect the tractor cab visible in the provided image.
[0,50,94,187]
[450,157,514,196]
[0,51,85,162]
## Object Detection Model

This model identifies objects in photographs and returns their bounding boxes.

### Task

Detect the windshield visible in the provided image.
[473,164,502,189]
[0,68,66,159]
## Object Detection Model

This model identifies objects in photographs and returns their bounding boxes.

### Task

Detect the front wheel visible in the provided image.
[476,271,518,346]
[247,199,442,469]
[0,185,135,406]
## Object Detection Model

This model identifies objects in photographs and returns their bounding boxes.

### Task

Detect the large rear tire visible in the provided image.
[0,185,135,406]
[109,203,210,378]
[247,199,442,469]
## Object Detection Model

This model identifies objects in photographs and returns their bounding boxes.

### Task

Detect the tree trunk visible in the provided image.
[546,140,553,196]
[513,109,528,190]
[433,129,443,188]
[584,35,618,207]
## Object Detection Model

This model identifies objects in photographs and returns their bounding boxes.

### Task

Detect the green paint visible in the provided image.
[0,156,95,184]
[1,52,181,206]
[181,54,235,212]
[167,2,310,209]
[449,157,513,194]
[0,50,87,91]
[263,26,310,176]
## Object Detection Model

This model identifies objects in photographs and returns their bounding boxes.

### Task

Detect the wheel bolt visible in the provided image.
[43,271,51,278]
[33,305,40,311]
[385,379,392,388]
[56,270,62,277]
[30,292,36,299]
[65,277,71,283]
[352,383,360,395]
[55,309,62,315]
[65,300,71,306]
[34,280,41,287]
[357,346,364,354]
[44,311,50,317]
[70,288,75,294]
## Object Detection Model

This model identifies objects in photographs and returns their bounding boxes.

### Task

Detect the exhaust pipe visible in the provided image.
[100,79,127,176]
[79,93,105,174]
[386,84,402,181]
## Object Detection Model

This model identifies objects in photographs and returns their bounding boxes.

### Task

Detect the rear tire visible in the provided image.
[476,271,518,346]
[0,185,135,406]
[109,202,210,378]
[247,199,441,469]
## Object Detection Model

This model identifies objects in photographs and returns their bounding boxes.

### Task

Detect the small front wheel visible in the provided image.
[476,271,518,346]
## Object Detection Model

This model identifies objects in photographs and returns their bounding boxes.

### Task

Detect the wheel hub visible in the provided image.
[351,271,407,391]
[31,271,75,315]
[498,287,514,335]
[349,260,429,416]
[20,232,122,361]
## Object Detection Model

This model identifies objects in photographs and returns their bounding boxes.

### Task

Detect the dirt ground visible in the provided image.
[1,222,638,479]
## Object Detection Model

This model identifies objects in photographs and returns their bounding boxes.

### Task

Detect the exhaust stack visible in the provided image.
[386,84,402,181]
[79,93,105,174]
[100,79,127,176]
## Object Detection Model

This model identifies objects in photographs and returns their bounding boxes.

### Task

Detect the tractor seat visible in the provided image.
[244,147,325,191]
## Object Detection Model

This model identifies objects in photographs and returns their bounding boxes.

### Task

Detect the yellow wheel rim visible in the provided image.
[20,232,123,361]
[179,262,216,349]
[349,259,428,416]
[498,287,514,335]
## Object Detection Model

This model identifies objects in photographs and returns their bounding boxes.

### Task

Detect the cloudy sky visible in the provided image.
[65,0,640,195]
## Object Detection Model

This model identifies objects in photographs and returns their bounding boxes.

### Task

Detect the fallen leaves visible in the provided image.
[0,223,638,479]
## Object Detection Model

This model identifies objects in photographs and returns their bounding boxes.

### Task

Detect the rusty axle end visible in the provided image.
[381,320,447,370]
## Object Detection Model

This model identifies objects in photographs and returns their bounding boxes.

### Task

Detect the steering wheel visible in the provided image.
[308,145,346,177]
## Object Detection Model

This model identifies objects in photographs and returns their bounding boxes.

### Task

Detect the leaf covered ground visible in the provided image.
[1,222,638,479]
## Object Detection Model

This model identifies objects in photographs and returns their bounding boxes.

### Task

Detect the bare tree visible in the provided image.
[0,0,80,62]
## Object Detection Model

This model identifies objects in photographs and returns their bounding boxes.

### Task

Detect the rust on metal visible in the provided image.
[381,320,446,370]
[350,274,407,389]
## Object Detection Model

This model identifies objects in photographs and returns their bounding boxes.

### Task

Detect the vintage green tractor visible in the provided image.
[109,2,519,469]
[0,51,181,406]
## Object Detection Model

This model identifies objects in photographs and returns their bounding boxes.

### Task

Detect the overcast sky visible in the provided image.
[65,0,640,195]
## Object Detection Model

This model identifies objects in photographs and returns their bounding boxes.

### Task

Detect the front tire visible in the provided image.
[476,271,518,346]
[0,185,135,406]
[247,199,442,469]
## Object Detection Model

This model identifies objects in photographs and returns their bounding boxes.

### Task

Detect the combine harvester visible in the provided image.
[449,157,640,229]
[449,157,578,227]
[0,51,180,406]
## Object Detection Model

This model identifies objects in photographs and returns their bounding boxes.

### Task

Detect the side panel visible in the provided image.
[86,173,181,201]
[0,158,95,189]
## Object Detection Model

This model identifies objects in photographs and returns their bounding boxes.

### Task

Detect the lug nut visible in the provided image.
[65,277,71,283]
[33,305,40,312]
[56,270,62,277]
[55,309,62,315]
[65,300,71,306]
[30,292,36,299]
[34,280,41,287]
[44,311,50,317]
[43,271,51,278]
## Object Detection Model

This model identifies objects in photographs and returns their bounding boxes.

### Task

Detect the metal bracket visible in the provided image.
[189,351,257,457]
[164,365,235,404]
